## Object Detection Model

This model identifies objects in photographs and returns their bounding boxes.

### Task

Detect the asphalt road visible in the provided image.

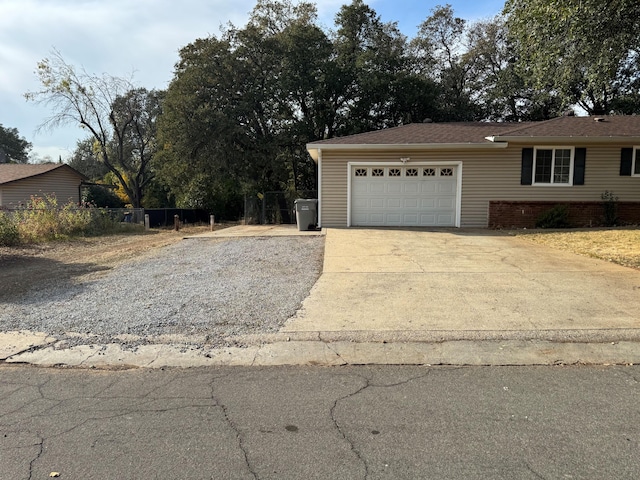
[1,365,639,480]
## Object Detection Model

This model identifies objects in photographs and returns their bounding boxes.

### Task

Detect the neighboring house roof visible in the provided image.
[306,116,640,160]
[0,164,87,186]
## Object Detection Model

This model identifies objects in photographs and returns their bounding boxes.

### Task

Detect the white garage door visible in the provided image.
[351,165,458,227]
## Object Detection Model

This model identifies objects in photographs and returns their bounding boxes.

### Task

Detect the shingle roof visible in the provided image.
[492,115,640,138]
[309,122,526,145]
[307,116,640,148]
[0,164,85,185]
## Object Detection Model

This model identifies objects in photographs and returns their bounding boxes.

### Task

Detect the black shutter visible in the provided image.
[620,148,633,176]
[521,148,534,185]
[573,148,586,185]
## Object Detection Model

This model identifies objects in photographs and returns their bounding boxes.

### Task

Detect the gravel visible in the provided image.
[0,236,324,348]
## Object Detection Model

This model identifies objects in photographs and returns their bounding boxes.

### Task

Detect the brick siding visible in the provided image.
[489,201,640,229]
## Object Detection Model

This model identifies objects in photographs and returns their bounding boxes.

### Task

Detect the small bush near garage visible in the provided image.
[601,190,619,226]
[535,204,570,228]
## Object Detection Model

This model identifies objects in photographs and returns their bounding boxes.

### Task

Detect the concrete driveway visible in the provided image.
[282,228,640,336]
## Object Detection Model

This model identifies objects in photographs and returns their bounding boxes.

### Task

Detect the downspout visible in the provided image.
[317,149,322,228]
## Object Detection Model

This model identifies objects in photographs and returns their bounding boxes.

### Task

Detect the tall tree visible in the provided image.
[110,88,163,207]
[158,1,329,214]
[0,124,32,163]
[411,4,481,121]
[332,0,437,132]
[464,16,564,121]
[504,0,640,115]
[157,34,266,212]
[24,51,161,207]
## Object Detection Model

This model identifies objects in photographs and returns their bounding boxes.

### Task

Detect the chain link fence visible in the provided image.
[1,206,145,224]
[244,191,317,225]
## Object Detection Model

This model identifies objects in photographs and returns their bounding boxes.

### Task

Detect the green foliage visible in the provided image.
[601,190,619,227]
[503,0,640,114]
[67,138,109,180]
[0,124,32,163]
[82,184,126,208]
[0,212,20,246]
[411,5,481,121]
[157,0,445,217]
[535,204,570,229]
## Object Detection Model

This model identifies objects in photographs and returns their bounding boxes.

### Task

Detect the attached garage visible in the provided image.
[349,163,460,227]
[307,117,640,229]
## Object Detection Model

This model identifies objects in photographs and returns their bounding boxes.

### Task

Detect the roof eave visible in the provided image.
[306,142,509,160]
[488,135,640,144]
[0,164,88,186]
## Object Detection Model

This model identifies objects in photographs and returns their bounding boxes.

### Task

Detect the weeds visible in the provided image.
[0,194,141,246]
[0,211,20,246]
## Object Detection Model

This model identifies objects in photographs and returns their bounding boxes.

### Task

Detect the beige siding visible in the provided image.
[0,168,82,207]
[319,144,640,228]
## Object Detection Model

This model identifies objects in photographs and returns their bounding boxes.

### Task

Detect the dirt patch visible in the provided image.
[516,227,640,269]
[0,226,214,301]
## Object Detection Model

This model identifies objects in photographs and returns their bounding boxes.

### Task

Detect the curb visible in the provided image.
[2,334,640,369]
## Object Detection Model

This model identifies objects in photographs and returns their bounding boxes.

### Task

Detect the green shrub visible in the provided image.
[535,204,570,229]
[0,212,20,246]
[601,190,619,227]
[87,209,122,235]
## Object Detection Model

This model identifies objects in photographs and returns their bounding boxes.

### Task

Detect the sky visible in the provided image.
[0,0,505,162]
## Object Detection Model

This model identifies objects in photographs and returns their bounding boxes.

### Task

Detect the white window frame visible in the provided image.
[633,147,640,176]
[533,146,575,186]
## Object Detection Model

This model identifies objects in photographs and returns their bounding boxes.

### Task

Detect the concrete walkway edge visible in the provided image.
[3,333,640,368]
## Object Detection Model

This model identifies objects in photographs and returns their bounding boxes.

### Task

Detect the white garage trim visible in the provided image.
[317,148,323,228]
[347,161,462,228]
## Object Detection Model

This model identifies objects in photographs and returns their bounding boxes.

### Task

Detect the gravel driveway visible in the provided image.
[0,236,324,347]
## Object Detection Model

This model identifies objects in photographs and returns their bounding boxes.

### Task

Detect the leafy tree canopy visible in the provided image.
[504,0,640,114]
[0,124,32,163]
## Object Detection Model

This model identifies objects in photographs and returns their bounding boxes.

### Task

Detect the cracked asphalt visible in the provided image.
[2,364,639,480]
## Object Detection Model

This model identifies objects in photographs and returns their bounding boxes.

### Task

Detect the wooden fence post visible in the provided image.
[210,215,215,231]
[144,214,150,231]
[174,214,180,231]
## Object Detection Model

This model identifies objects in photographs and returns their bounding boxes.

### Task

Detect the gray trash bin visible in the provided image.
[294,199,318,231]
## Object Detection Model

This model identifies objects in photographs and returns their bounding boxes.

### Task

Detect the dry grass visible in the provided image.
[517,227,640,269]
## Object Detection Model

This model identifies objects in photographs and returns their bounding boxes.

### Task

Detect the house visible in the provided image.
[306,115,640,229]
[0,164,87,208]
